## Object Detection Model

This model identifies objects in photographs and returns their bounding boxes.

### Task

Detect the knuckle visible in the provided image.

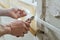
[21,34,24,37]
[24,31,28,34]
[25,22,30,26]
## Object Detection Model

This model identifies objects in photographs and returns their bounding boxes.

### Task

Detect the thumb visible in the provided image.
[25,18,31,23]
[11,12,18,19]
[25,22,30,28]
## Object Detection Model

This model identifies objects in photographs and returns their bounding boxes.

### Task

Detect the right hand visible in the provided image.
[6,20,30,37]
[8,8,27,19]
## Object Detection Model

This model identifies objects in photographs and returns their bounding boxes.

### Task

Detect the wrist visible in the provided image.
[4,25,11,34]
[4,9,12,17]
[0,24,11,36]
[0,9,11,16]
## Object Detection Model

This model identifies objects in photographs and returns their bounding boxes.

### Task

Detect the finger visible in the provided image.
[17,9,22,11]
[26,19,31,23]
[22,10,27,16]
[16,36,20,37]
[23,31,28,34]
[11,12,18,19]
[16,11,27,17]
[16,33,24,37]
[20,34,24,37]
[16,34,24,37]
[19,10,27,16]
[21,27,28,34]
[16,11,21,18]
[12,8,18,13]
[23,24,29,31]
[25,22,30,28]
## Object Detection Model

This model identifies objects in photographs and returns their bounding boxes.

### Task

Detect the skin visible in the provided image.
[0,8,30,37]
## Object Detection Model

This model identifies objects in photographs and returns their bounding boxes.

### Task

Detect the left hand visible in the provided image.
[5,20,30,37]
[8,8,27,19]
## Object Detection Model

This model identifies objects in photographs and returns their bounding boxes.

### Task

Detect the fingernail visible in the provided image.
[21,35,24,37]
[16,36,19,37]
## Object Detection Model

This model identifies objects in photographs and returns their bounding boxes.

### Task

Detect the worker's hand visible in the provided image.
[8,8,27,19]
[6,20,30,37]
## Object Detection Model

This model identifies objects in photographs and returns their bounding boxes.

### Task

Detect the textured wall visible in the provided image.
[46,0,60,40]
[36,0,60,40]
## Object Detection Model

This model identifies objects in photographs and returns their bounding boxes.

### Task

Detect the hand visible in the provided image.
[8,8,27,19]
[6,20,30,37]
